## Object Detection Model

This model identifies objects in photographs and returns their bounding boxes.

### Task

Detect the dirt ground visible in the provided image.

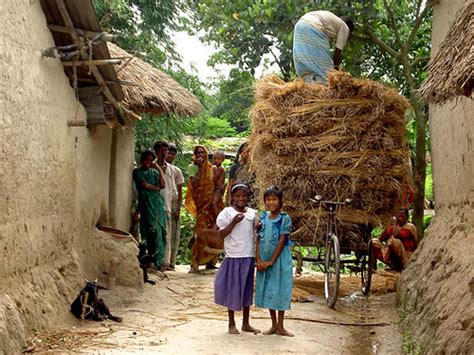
[24,266,402,354]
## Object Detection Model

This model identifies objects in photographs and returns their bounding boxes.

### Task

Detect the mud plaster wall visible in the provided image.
[108,128,135,231]
[0,1,139,353]
[398,0,474,353]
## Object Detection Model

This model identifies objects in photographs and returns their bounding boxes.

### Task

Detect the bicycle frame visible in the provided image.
[325,203,338,246]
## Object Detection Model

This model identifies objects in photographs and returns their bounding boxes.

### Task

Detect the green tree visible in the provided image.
[93,0,185,66]
[191,0,432,239]
[212,69,255,132]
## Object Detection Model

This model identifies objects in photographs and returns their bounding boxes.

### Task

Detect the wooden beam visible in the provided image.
[67,119,87,127]
[72,77,138,86]
[48,24,117,42]
[54,0,126,125]
[62,59,122,67]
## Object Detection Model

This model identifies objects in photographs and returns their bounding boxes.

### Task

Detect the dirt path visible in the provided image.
[26,266,402,354]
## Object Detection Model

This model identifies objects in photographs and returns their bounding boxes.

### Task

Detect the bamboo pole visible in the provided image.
[48,24,117,42]
[54,0,126,125]
[62,59,122,66]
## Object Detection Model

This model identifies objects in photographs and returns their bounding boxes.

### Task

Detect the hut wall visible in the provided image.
[398,0,474,353]
[0,2,139,353]
[108,128,135,231]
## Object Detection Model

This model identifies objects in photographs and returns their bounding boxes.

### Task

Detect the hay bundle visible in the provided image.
[249,71,411,248]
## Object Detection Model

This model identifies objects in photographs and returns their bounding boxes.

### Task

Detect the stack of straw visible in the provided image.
[249,71,411,248]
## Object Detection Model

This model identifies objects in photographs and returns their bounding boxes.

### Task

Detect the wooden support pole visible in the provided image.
[62,59,122,67]
[48,24,117,42]
[54,0,126,125]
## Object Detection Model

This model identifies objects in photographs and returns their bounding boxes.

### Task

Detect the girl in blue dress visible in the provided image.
[255,186,294,337]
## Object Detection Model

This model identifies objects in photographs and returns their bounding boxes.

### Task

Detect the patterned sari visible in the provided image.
[184,146,219,266]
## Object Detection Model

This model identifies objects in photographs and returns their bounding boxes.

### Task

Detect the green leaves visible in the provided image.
[93,0,185,66]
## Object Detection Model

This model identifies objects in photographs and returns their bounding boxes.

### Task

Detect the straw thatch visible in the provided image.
[420,0,474,104]
[249,71,411,248]
[108,43,202,117]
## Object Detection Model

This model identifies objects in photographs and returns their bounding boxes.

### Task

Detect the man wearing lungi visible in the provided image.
[293,10,354,84]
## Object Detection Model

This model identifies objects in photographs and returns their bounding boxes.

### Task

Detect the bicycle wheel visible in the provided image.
[324,233,340,308]
[361,239,374,295]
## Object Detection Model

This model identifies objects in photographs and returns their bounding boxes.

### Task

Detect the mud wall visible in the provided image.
[0,1,139,353]
[108,128,136,231]
[398,0,474,353]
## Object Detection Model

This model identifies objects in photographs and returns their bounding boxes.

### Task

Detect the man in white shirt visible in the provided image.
[153,140,177,271]
[293,10,354,84]
[165,144,185,270]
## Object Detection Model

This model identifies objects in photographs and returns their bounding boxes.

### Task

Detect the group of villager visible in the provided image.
[131,9,420,338]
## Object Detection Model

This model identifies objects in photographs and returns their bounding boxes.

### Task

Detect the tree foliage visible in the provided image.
[93,0,185,66]
[191,1,431,86]
[191,0,432,238]
[211,68,255,132]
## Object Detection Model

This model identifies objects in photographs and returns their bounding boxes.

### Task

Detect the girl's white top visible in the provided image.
[216,206,257,258]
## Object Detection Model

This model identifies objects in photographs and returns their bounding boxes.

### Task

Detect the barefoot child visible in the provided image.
[255,186,294,337]
[214,184,261,335]
[212,151,226,216]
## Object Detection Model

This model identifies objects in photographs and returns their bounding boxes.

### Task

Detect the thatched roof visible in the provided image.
[420,0,474,104]
[108,43,202,117]
[40,0,124,101]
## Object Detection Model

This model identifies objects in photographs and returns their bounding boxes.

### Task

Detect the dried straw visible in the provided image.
[249,71,411,247]
[420,0,474,104]
[23,328,115,352]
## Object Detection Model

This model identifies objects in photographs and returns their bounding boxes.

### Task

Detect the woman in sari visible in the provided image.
[133,150,167,270]
[185,146,220,272]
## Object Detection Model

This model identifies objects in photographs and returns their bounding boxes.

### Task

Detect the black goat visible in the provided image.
[138,244,156,285]
[70,280,122,322]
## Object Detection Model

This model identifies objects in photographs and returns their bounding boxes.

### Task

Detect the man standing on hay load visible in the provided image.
[293,10,354,84]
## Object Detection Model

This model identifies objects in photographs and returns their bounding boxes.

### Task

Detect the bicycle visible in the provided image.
[309,195,352,308]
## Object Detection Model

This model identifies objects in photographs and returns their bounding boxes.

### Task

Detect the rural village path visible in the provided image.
[27,266,402,354]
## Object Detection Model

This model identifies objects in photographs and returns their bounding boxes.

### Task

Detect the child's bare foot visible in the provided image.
[241,324,261,334]
[228,324,240,334]
[276,327,294,337]
[263,326,277,335]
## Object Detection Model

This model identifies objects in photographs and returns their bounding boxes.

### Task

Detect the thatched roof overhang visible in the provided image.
[40,0,124,102]
[420,0,474,104]
[107,43,203,118]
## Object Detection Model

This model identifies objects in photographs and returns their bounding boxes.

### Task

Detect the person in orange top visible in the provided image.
[185,145,220,272]
[372,209,417,271]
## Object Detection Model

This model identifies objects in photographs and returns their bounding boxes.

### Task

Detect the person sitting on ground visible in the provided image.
[133,150,166,271]
[293,10,354,84]
[371,209,417,271]
[212,151,226,217]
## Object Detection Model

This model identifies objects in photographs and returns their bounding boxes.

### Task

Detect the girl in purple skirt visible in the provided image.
[214,183,261,335]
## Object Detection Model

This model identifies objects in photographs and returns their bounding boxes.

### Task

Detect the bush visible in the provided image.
[204,117,238,138]
[176,207,194,265]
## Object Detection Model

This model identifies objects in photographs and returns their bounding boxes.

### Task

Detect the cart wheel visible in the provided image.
[324,233,340,308]
[361,239,374,295]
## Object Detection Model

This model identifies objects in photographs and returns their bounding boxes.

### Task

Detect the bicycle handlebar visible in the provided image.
[309,197,352,206]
